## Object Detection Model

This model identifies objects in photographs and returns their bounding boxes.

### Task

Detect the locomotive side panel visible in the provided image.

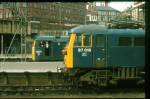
[107,34,134,67]
[73,47,93,68]
[93,34,106,68]
[132,36,145,67]
[53,42,66,61]
[107,30,145,68]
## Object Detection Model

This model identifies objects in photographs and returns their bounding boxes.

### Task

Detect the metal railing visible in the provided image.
[0,54,32,59]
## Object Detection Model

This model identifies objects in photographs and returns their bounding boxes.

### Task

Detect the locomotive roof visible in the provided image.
[107,29,145,36]
[69,24,107,34]
[69,24,144,36]
[35,35,69,41]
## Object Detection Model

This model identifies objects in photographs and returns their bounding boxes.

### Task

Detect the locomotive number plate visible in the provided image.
[78,48,91,53]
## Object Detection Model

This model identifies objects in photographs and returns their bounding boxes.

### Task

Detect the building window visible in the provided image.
[86,16,90,21]
[41,3,45,9]
[101,17,104,21]
[111,12,114,15]
[0,14,2,18]
[0,4,2,9]
[119,37,132,46]
[107,17,110,22]
[86,5,89,9]
[134,37,145,46]
[22,3,27,7]
[65,17,68,21]
[101,11,103,15]
[94,16,96,20]
[43,3,47,9]
[34,3,37,8]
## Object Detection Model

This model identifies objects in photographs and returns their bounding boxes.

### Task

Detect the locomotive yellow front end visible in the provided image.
[63,33,76,69]
[32,40,36,61]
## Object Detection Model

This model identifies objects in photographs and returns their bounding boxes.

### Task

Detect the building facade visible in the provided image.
[96,6,121,24]
[120,2,145,27]
[95,2,109,7]
[0,2,86,35]
[132,2,145,26]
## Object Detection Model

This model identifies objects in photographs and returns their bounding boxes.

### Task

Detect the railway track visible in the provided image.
[0,62,145,98]
[0,84,144,97]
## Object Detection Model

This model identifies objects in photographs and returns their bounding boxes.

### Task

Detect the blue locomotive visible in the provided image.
[0,24,144,93]
[63,24,145,86]
[32,35,69,61]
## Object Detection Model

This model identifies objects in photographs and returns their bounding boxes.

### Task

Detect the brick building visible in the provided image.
[1,2,86,35]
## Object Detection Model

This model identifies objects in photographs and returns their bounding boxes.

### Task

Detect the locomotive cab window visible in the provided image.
[134,37,145,46]
[119,37,132,46]
[74,33,92,47]
[38,41,50,48]
[40,41,46,47]
[74,34,82,46]
[83,35,91,46]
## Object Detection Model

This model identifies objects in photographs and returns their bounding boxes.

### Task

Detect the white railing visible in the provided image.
[0,54,32,59]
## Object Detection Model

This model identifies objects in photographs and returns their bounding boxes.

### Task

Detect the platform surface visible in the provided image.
[0,62,65,72]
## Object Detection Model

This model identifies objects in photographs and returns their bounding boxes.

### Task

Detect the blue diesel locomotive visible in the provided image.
[32,35,69,61]
[0,24,144,92]
[63,24,145,86]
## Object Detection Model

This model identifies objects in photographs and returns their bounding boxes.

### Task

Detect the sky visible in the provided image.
[96,2,134,12]
[109,2,134,12]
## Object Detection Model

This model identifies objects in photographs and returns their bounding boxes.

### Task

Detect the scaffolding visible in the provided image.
[2,3,27,62]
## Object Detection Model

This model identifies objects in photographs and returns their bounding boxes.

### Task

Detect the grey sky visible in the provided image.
[109,2,134,12]
[96,2,134,12]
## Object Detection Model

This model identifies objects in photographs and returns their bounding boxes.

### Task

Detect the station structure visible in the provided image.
[0,3,86,61]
